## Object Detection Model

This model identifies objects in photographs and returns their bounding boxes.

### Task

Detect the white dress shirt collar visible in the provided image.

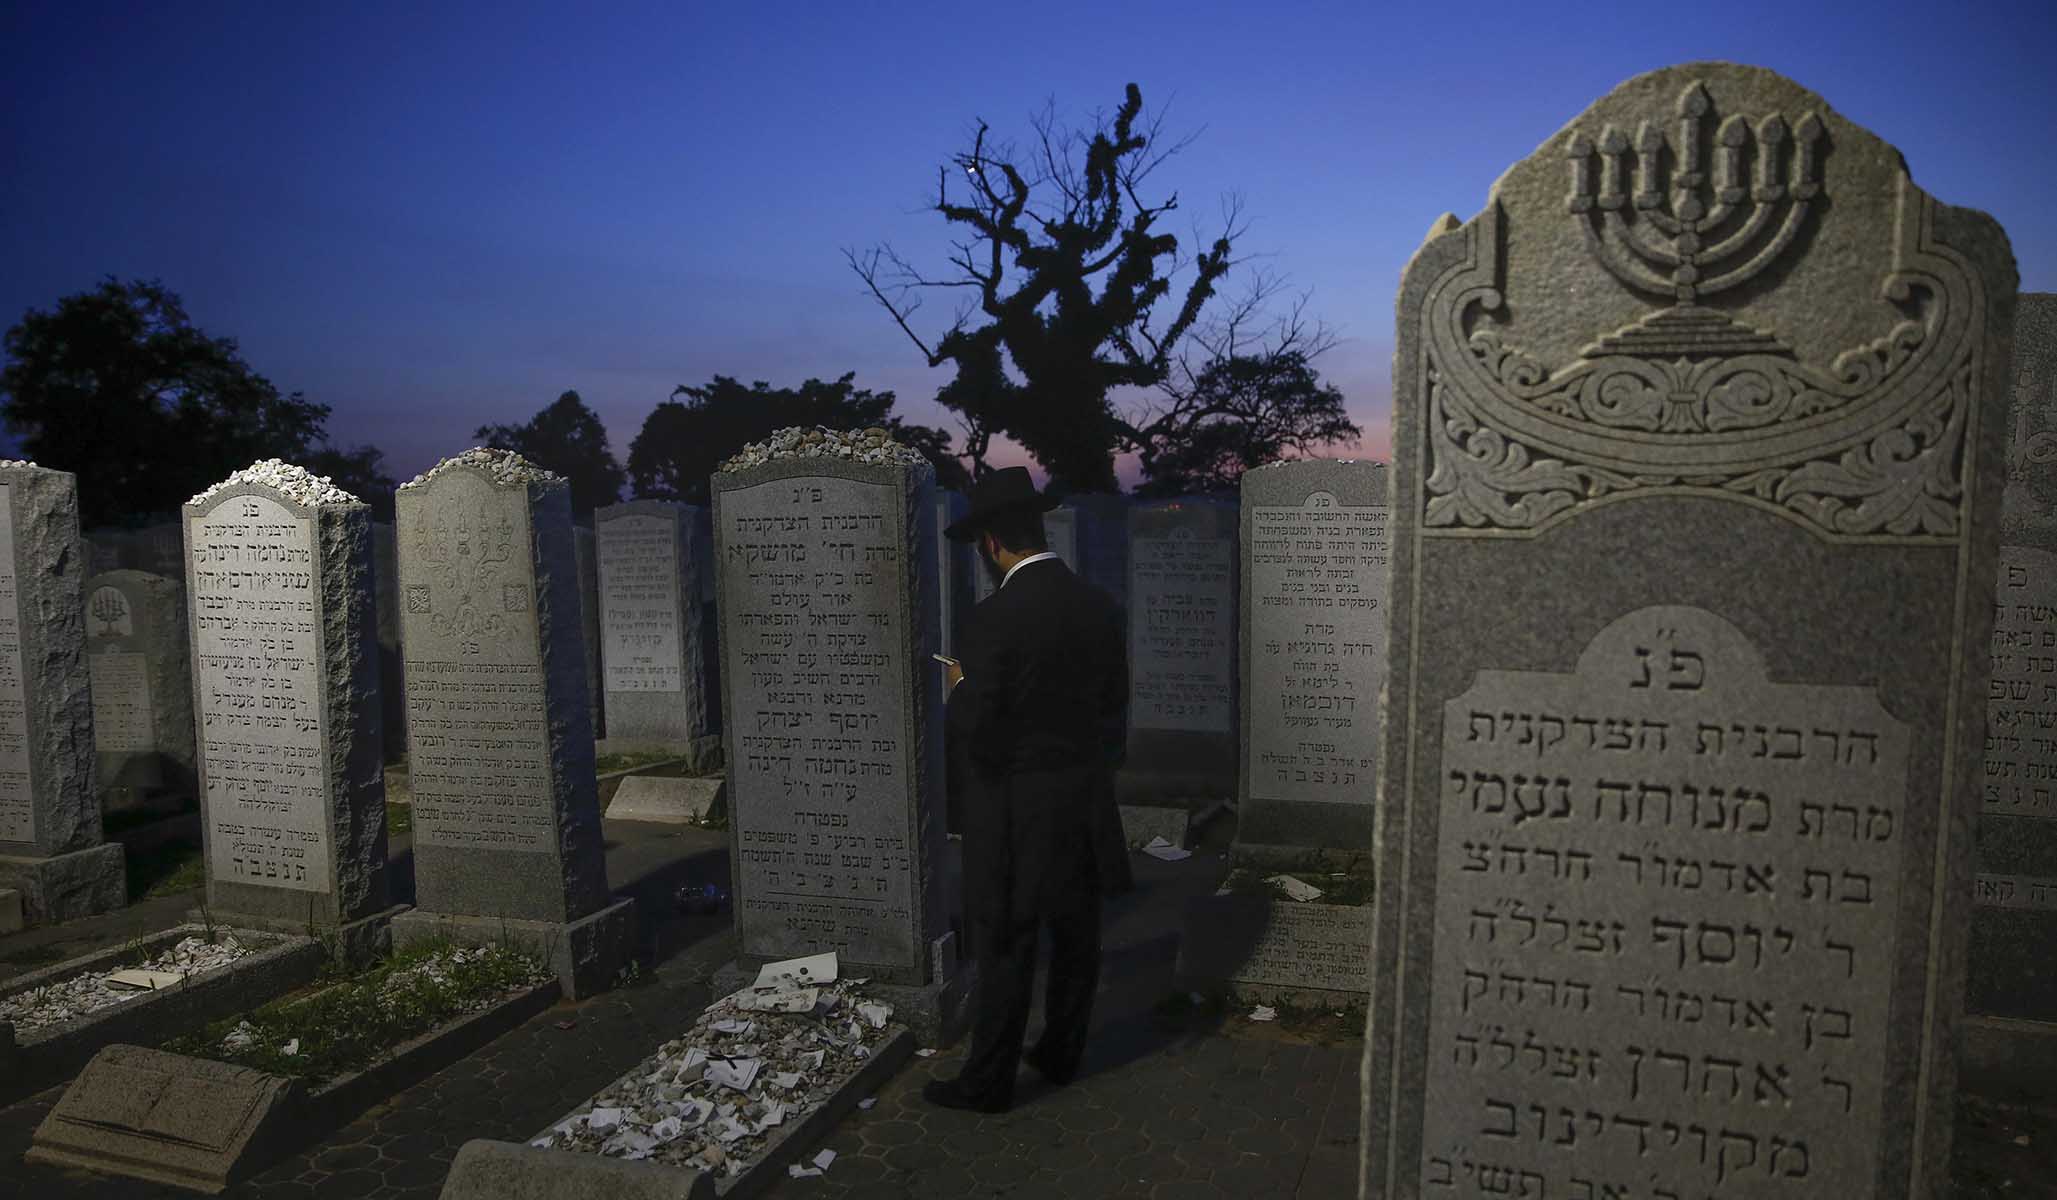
[1001,551,1060,589]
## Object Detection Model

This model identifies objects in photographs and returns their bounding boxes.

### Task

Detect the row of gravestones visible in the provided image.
[704,65,2055,1197]
[80,504,725,817]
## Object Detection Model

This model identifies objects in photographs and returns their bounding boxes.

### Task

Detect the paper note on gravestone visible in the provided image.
[1359,65,2017,1200]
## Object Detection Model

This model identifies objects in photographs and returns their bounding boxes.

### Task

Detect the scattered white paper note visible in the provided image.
[1267,874,1323,902]
[915,1048,936,1058]
[771,1071,803,1090]
[587,1107,624,1130]
[1249,1005,1278,1022]
[788,1165,822,1178]
[802,1049,826,1070]
[679,1098,714,1128]
[737,986,820,1013]
[707,1057,763,1092]
[752,952,838,991]
[858,1097,877,1109]
[106,969,185,991]
[813,1149,837,1169]
[1141,837,1192,862]
[856,1001,892,1029]
[650,1116,684,1143]
[710,1018,755,1036]
[281,1038,300,1057]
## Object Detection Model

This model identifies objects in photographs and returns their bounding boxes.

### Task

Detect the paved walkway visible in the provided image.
[2,816,2052,1199]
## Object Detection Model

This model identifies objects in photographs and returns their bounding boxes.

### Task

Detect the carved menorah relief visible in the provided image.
[1566,83,1824,306]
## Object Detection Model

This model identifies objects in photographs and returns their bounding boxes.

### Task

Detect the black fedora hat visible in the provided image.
[945,466,1060,542]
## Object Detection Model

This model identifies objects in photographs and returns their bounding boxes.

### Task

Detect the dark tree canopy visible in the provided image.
[475,390,626,517]
[0,277,387,527]
[850,84,1233,493]
[306,443,398,522]
[628,374,966,505]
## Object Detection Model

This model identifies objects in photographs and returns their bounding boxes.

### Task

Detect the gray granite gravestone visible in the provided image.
[572,524,605,739]
[183,461,387,936]
[371,521,407,762]
[84,522,185,578]
[0,462,126,925]
[1237,459,1389,861]
[708,428,965,1042]
[592,501,715,763]
[85,569,196,816]
[389,449,632,998]
[1966,292,2057,1098]
[1124,498,1238,799]
[1358,64,2018,1200]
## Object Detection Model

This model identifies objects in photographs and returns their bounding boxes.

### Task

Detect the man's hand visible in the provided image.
[935,654,963,692]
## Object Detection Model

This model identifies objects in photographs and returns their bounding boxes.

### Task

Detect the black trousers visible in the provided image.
[957,879,1102,1103]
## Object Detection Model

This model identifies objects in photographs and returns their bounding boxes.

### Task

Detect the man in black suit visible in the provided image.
[925,467,1133,1113]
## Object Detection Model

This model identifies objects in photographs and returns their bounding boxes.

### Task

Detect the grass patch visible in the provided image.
[385,800,413,836]
[1219,866,1375,907]
[163,938,549,1085]
[126,840,206,902]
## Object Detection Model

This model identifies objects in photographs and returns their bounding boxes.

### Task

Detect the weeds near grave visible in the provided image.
[383,800,413,836]
[123,840,205,902]
[164,937,549,1085]
[614,958,646,988]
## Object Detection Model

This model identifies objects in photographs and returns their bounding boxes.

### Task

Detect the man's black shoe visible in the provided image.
[923,1078,1011,1113]
[1023,1048,1076,1086]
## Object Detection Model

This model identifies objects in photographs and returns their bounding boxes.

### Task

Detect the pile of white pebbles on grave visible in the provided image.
[401,445,564,489]
[188,458,359,506]
[719,426,930,472]
[533,954,898,1180]
[0,935,253,1035]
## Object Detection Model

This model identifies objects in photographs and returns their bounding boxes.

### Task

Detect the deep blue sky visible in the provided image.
[4,1,2054,484]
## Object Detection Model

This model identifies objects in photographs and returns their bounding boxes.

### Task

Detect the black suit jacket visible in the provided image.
[947,556,1134,930]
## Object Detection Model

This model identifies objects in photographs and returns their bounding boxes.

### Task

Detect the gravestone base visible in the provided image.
[439,1139,717,1200]
[393,897,636,1001]
[0,843,126,927]
[0,887,21,933]
[1960,1016,2057,1101]
[1173,896,1373,1012]
[1225,841,1376,875]
[595,734,723,772]
[605,776,725,824]
[713,931,973,1048]
[26,1044,306,1194]
[195,902,406,970]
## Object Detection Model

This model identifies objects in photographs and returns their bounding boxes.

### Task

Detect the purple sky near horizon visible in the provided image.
[4,1,2054,486]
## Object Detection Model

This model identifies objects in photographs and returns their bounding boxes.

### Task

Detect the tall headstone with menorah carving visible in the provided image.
[1358,64,2017,1200]
[389,449,632,999]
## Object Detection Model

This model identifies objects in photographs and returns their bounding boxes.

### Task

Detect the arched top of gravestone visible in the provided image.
[594,498,698,523]
[400,447,566,497]
[1404,60,2017,539]
[185,459,364,515]
[715,426,936,488]
[1242,459,1388,508]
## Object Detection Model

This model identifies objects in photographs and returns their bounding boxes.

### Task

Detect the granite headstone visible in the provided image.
[85,569,196,816]
[1124,498,1238,796]
[183,461,387,933]
[572,524,604,738]
[1967,291,2057,1097]
[389,449,632,998]
[1359,64,2018,1199]
[592,501,714,760]
[1237,459,1389,859]
[709,427,964,1041]
[0,462,126,925]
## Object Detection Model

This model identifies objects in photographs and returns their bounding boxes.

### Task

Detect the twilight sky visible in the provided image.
[4,1,2054,485]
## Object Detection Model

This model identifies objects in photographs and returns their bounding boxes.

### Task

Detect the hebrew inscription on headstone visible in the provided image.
[0,485,34,843]
[1130,508,1235,734]
[1360,64,2018,1200]
[593,501,710,749]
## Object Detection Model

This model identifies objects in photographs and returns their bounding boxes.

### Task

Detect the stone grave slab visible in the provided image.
[1125,498,1238,797]
[710,429,964,1038]
[391,449,631,998]
[183,462,387,935]
[0,462,125,926]
[26,1043,305,1193]
[1359,64,2019,1199]
[607,774,724,824]
[1238,459,1389,861]
[438,1139,717,1200]
[1967,291,2057,1097]
[593,500,714,755]
[86,568,197,817]
[1176,896,1373,1002]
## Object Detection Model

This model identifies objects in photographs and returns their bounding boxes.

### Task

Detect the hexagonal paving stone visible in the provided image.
[1055,1103,1121,1134]
[967,1149,1038,1187]
[1172,1138,1243,1172]
[856,1118,926,1148]
[1152,1177,1229,1200]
